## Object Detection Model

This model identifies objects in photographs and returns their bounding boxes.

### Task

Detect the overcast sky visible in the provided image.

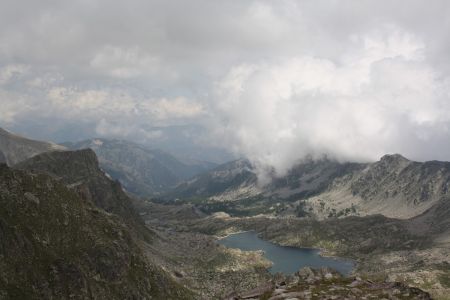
[1,0,450,174]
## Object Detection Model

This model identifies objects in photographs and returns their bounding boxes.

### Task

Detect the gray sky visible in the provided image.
[1,0,450,173]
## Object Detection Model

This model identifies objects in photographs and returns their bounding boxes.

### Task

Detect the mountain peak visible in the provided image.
[0,127,11,136]
[0,127,67,165]
[379,153,409,163]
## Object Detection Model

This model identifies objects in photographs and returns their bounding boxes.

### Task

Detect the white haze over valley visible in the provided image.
[1,0,450,176]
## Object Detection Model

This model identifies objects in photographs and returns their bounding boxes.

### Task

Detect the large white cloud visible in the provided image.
[212,26,450,175]
[0,0,450,169]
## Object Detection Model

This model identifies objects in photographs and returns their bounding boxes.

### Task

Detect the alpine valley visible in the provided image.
[0,128,448,299]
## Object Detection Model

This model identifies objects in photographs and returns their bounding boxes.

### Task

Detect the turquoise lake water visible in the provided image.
[218,231,354,275]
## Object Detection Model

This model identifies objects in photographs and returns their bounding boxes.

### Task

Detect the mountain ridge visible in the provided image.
[168,154,450,219]
[0,127,66,166]
[14,148,150,240]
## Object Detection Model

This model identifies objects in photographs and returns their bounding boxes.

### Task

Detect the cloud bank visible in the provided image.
[212,26,450,175]
[1,0,450,172]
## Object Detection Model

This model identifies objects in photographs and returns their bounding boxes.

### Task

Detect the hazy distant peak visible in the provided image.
[0,127,11,136]
[91,138,104,146]
[221,158,253,170]
[0,127,67,165]
[380,153,409,161]
[0,127,65,149]
[72,137,146,150]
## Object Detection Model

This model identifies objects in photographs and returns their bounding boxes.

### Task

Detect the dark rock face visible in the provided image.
[13,149,147,238]
[0,165,194,299]
[0,151,6,164]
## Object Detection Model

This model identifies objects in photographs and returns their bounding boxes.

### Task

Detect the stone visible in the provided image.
[348,280,362,287]
[296,267,316,281]
[24,192,40,205]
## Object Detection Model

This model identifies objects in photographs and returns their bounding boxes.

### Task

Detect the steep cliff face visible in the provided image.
[0,164,194,299]
[0,128,66,166]
[13,149,147,237]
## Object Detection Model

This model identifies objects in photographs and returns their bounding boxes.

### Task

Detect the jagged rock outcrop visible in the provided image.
[0,127,66,166]
[0,164,194,299]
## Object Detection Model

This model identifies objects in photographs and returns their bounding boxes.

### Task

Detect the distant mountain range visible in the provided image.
[169,154,450,220]
[10,123,235,164]
[64,138,217,197]
[0,128,217,198]
[2,126,449,221]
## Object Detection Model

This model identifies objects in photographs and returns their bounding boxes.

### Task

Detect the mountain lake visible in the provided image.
[218,231,354,275]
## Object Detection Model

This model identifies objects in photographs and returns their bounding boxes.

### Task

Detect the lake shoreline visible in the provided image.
[217,230,352,263]
[215,229,255,240]
[217,231,355,276]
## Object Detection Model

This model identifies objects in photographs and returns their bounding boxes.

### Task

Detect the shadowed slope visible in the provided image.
[0,164,194,299]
